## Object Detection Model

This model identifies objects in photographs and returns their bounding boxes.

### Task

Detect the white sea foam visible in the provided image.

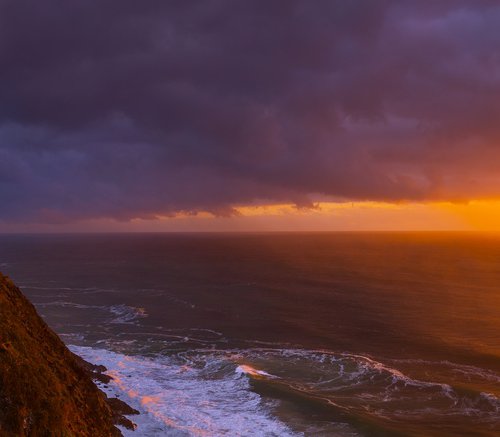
[339,352,455,393]
[70,346,298,437]
[108,304,147,324]
[20,285,121,296]
[225,348,500,417]
[138,289,196,309]
[34,301,147,325]
[236,364,278,379]
[20,285,98,291]
[68,345,500,435]
[36,301,103,309]
[391,358,500,383]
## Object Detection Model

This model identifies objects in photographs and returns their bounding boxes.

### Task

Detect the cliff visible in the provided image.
[0,272,135,436]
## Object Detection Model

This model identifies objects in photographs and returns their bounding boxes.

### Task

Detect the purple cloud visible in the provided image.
[1,1,500,223]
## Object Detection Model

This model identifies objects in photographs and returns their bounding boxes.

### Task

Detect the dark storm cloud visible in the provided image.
[1,0,500,223]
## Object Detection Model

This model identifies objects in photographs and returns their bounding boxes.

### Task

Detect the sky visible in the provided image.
[1,1,500,232]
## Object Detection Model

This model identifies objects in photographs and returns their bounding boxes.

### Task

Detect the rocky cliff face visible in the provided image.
[0,272,130,436]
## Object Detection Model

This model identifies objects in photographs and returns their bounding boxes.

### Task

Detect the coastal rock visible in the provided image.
[0,272,133,436]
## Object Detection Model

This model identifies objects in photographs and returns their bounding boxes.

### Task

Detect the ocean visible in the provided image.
[1,232,499,436]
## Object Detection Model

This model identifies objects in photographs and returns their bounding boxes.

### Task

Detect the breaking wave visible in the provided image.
[70,346,299,437]
[69,346,500,436]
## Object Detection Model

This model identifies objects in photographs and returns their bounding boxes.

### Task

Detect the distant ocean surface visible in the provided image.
[1,232,499,436]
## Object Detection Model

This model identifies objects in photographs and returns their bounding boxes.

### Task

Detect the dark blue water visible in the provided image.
[1,233,499,436]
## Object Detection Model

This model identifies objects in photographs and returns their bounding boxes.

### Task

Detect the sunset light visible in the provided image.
[1,2,500,436]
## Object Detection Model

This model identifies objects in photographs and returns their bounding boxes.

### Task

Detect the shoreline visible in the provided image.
[0,272,139,436]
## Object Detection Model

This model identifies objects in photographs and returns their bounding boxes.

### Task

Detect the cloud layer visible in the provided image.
[1,1,500,223]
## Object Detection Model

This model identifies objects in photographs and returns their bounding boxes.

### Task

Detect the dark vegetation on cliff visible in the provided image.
[0,272,138,436]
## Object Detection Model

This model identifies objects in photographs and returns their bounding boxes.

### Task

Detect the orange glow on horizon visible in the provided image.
[435,200,500,231]
[4,200,500,233]
[151,200,500,232]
